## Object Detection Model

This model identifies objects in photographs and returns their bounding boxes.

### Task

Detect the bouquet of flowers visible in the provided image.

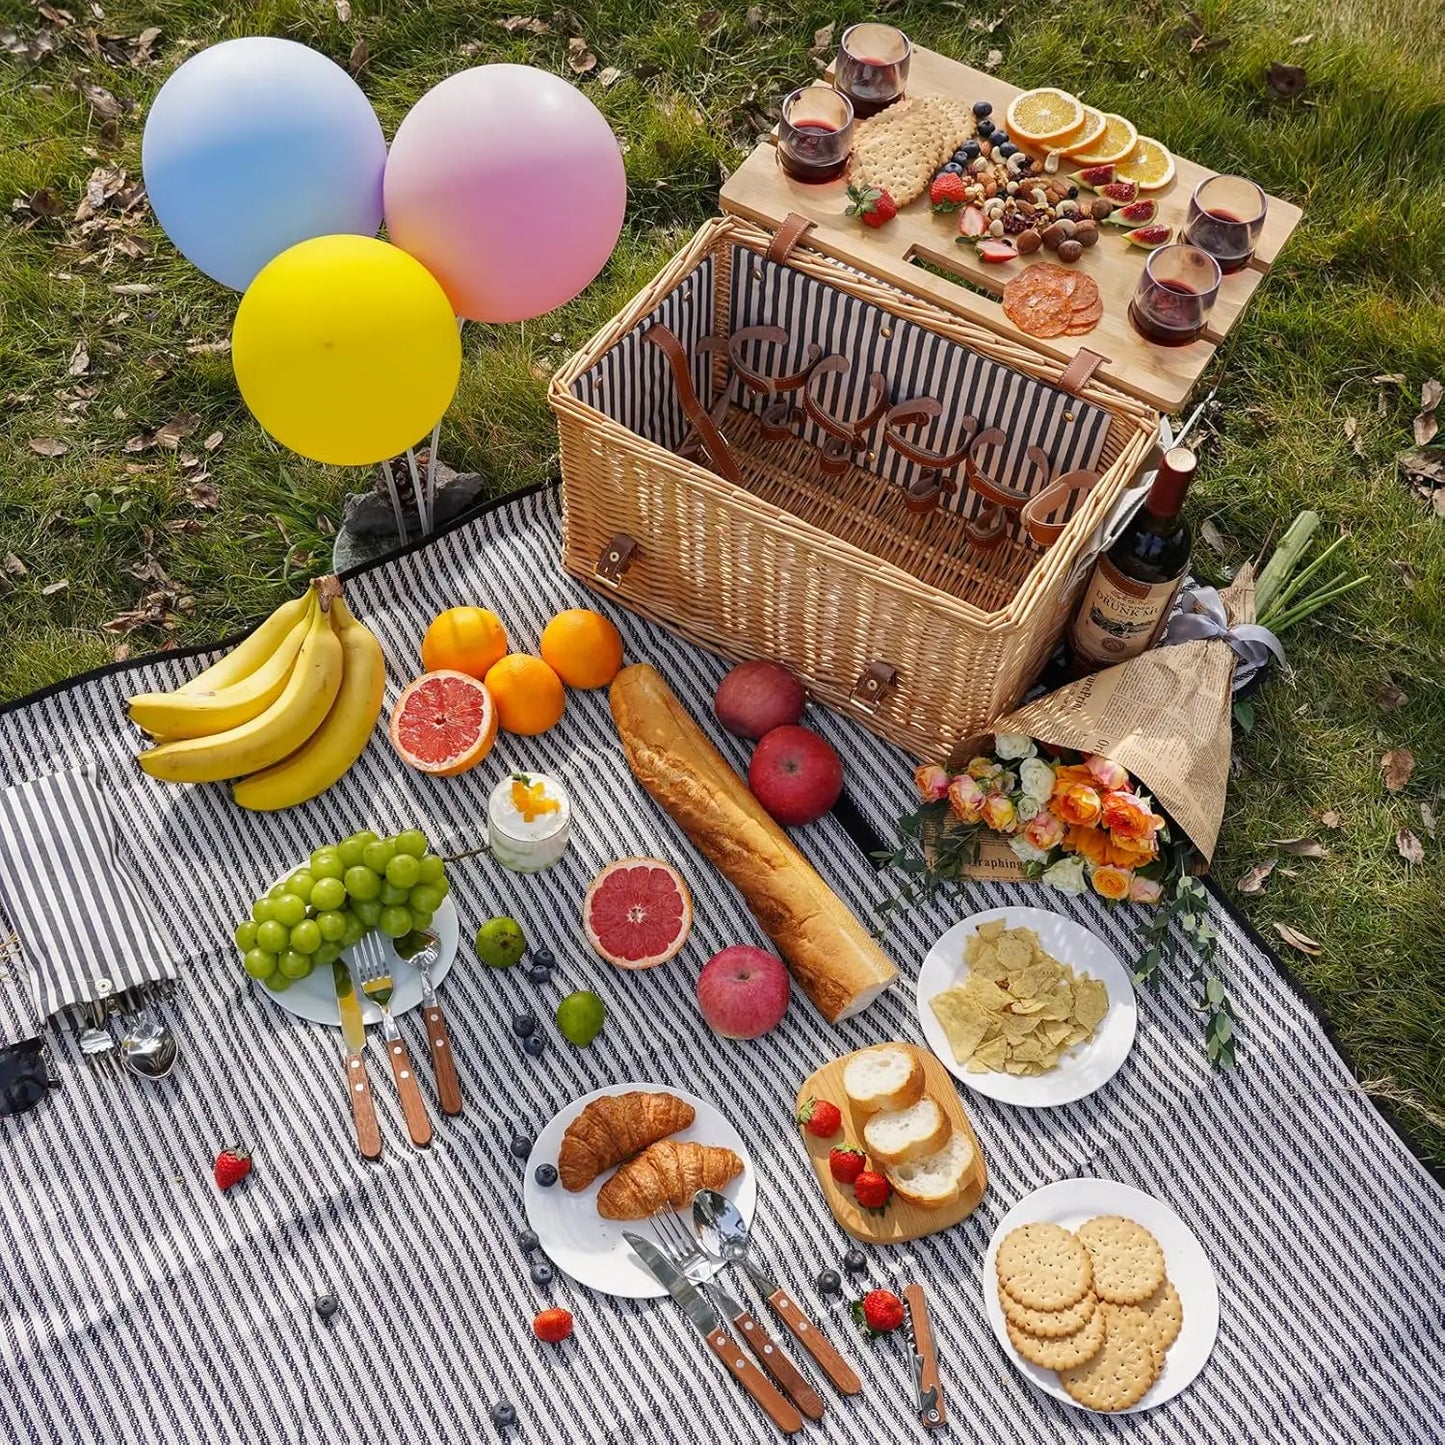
[883,735,1235,1067]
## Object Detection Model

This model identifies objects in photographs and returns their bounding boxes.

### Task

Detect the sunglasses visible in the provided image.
[0,1038,54,1119]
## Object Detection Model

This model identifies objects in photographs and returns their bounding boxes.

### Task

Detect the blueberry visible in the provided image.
[313,1292,340,1320]
[522,1034,546,1058]
[992,131,1010,147]
[976,119,994,137]
[843,1247,866,1274]
[526,964,553,985]
[1068,185,1079,198]
[972,99,993,119]
[535,1163,558,1187]
[961,140,981,160]
[512,1011,538,1037]
[816,1268,842,1295]
[998,142,1017,158]
[518,1228,540,1253]
[531,946,556,967]
[509,1133,533,1159]
[531,1261,554,1286]
[943,162,964,175]
[490,1402,517,1429]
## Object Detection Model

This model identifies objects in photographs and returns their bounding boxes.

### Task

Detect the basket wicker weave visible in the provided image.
[551,216,1158,759]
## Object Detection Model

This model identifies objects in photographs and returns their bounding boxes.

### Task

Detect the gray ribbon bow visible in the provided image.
[1162,585,1286,693]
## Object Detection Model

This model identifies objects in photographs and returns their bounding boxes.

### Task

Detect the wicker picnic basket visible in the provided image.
[550,215,1158,759]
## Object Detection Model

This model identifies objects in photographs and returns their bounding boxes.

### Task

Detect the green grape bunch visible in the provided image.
[232,828,450,992]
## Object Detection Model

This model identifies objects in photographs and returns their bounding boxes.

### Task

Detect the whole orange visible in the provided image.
[420,607,508,679]
[540,609,624,689]
[484,654,567,735]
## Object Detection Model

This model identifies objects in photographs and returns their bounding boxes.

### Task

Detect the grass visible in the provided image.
[2,1,1442,1165]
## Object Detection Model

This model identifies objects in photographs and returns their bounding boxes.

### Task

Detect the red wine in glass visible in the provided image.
[778,120,849,183]
[1187,207,1253,273]
[1129,279,1208,346]
[839,60,901,119]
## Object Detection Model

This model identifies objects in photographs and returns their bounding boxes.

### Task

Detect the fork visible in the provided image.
[651,1214,825,1421]
[350,933,432,1148]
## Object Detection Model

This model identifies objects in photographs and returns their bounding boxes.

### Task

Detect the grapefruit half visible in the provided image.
[389,669,498,777]
[583,857,693,969]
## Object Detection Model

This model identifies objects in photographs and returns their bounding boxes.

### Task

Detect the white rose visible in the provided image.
[1010,835,1051,865]
[994,733,1036,761]
[1041,855,1088,894]
[1015,796,1041,822]
[1020,757,1056,805]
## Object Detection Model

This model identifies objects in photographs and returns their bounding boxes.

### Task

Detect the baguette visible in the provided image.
[862,1096,952,1165]
[842,1045,925,1115]
[609,664,897,1023]
[885,1131,977,1209]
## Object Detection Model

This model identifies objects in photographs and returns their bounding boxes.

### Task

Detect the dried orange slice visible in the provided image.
[1070,113,1140,167]
[1113,136,1176,191]
[1059,106,1108,157]
[1005,88,1085,147]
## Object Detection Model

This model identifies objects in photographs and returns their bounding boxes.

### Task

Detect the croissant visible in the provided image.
[596,1141,744,1220]
[558,1091,696,1192]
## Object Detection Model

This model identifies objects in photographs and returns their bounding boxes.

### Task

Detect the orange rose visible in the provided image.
[1101,790,1164,844]
[966,756,1003,784]
[1091,864,1133,901]
[915,763,950,801]
[948,775,986,824]
[982,794,1017,833]
[1066,825,1155,870]
[1024,811,1066,851]
[1053,782,1102,827]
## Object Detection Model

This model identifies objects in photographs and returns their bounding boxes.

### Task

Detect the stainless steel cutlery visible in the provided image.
[349,932,431,1148]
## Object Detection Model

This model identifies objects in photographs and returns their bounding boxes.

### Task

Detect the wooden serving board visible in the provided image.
[719,47,1303,412]
[795,1042,987,1245]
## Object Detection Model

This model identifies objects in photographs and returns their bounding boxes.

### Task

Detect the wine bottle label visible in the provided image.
[1069,555,1181,665]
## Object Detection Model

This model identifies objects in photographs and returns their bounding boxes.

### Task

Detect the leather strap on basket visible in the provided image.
[803,357,890,448]
[882,400,977,472]
[767,211,816,265]
[698,326,824,396]
[1020,467,1099,547]
[1057,347,1106,397]
[641,323,744,486]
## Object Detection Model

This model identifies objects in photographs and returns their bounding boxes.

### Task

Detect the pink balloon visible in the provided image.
[384,65,627,323]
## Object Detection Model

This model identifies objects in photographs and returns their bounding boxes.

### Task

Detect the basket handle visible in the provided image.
[642,323,745,486]
[767,212,816,265]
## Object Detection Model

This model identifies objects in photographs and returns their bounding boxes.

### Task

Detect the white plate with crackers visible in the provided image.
[916,907,1137,1107]
[983,1178,1220,1413]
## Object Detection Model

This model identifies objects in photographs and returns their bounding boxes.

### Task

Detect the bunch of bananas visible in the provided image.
[130,577,386,812]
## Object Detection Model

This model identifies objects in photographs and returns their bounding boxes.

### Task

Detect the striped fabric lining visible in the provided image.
[0,487,1440,1445]
[0,767,177,1019]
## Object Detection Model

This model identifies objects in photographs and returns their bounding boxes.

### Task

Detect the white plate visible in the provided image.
[524,1082,757,1299]
[916,906,1137,1107]
[982,1178,1220,1413]
[254,867,460,1027]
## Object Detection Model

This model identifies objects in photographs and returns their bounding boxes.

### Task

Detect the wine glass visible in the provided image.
[1185,175,1268,274]
[833,23,911,120]
[777,86,854,185]
[1127,244,1222,347]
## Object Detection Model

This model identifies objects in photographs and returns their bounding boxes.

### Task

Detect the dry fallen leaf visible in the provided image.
[29,436,68,456]
[3,552,26,577]
[76,80,123,122]
[109,282,159,295]
[334,0,351,19]
[1272,922,1322,955]
[1200,517,1229,555]
[1382,748,1416,793]
[1376,678,1408,710]
[1395,828,1424,865]
[984,48,1003,70]
[1236,859,1275,894]
[1320,809,1342,829]
[746,5,765,28]
[134,26,162,63]
[1399,448,1445,489]
[1271,837,1327,857]
[566,37,597,73]
[1342,416,1364,457]
[697,9,721,33]
[497,15,550,33]
[596,65,622,87]
[1422,378,1443,413]
[348,39,368,74]
[1414,411,1439,448]
[1265,62,1307,99]
[1421,802,1437,838]
[41,579,70,596]
[67,339,90,376]
[186,481,219,509]
[203,430,223,451]
[154,411,200,449]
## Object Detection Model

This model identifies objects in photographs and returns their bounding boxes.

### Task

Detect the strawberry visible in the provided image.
[852,1288,906,1335]
[828,1146,867,1185]
[846,184,898,229]
[929,173,968,211]
[797,1097,842,1139]
[852,1170,892,1212]
[213,1146,252,1192]
[532,1307,573,1344]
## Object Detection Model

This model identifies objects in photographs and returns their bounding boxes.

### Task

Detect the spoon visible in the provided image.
[118,1008,179,1081]
[694,1190,863,1397]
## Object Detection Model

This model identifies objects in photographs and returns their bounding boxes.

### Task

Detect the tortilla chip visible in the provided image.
[978,918,1007,940]
[930,989,992,1063]
[1072,977,1110,1032]
[971,1036,1010,1071]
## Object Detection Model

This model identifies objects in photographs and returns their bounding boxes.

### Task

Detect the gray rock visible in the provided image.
[331,458,487,573]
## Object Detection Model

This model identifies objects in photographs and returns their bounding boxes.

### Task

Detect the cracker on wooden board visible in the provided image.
[1000,1284,1098,1340]
[849,94,977,207]
[996,1222,1093,1311]
[1076,1215,1167,1305]
[1056,1304,1161,1411]
[1006,1305,1106,1370]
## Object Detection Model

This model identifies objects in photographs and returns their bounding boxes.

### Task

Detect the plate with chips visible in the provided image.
[981,1178,1220,1413]
[916,907,1137,1107]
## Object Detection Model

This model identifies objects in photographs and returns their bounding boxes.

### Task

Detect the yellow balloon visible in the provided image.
[232,235,461,467]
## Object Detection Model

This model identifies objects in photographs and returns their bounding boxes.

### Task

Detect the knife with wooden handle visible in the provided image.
[332,962,381,1160]
[748,1262,862,1396]
[905,1283,946,1430]
[713,1280,825,1421]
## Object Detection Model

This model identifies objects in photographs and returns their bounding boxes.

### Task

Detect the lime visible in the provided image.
[475,916,526,969]
[556,990,605,1046]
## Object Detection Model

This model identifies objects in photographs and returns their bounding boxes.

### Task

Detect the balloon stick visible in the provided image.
[379,460,408,545]
[405,447,430,535]
[424,418,442,533]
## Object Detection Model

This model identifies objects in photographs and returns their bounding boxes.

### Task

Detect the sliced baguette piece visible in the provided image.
[862,1096,952,1166]
[885,1130,977,1209]
[842,1045,925,1117]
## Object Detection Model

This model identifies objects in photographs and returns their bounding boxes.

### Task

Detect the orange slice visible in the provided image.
[1005,88,1085,147]
[1113,135,1176,191]
[1060,106,1108,157]
[1070,113,1140,167]
[389,669,498,777]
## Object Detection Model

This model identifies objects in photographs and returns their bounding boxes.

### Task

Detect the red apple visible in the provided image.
[748,725,843,827]
[696,946,790,1038]
[714,660,805,741]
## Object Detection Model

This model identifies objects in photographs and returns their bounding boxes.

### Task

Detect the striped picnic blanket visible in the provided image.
[0,484,1440,1445]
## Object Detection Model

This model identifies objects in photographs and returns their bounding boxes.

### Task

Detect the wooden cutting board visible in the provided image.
[795,1042,987,1244]
[719,46,1303,412]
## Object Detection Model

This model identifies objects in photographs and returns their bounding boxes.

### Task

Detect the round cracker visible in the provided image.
[1113,1277,1183,1355]
[1076,1215,1166,1305]
[996,1222,1093,1311]
[1057,1304,1160,1411]
[1000,1285,1098,1339]
[1006,1302,1105,1369]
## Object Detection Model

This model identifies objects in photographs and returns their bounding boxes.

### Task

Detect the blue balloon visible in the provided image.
[142,38,387,291]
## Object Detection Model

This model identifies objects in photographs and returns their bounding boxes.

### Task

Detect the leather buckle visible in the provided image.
[595,534,637,588]
[851,661,900,713]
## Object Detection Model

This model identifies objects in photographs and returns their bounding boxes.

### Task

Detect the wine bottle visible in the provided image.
[1067,446,1198,674]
